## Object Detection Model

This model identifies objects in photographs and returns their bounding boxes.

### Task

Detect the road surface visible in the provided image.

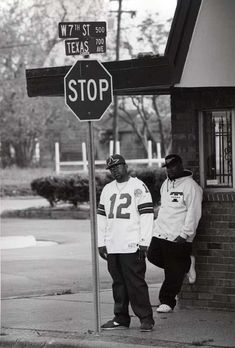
[1,218,163,299]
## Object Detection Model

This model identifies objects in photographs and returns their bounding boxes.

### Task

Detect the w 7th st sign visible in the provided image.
[64,59,113,121]
[58,22,107,38]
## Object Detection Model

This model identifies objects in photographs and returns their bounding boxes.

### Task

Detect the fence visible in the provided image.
[55,140,165,174]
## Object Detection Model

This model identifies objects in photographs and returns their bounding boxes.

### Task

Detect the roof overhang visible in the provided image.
[26,0,202,97]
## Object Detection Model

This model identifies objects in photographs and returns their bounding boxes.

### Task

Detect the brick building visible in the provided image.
[133,0,234,311]
[169,0,235,310]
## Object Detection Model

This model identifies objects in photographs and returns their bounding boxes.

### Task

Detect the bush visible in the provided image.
[31,173,111,207]
[130,167,166,205]
[1,167,56,197]
[31,168,166,207]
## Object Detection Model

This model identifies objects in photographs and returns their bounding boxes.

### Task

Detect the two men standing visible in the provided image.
[97,153,203,329]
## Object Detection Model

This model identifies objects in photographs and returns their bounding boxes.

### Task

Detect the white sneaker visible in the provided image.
[187,255,196,284]
[156,304,173,313]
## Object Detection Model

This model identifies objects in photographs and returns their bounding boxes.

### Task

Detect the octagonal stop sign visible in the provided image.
[64,59,113,121]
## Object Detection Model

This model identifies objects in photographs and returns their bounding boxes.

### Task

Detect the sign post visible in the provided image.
[63,53,113,333]
[87,120,100,333]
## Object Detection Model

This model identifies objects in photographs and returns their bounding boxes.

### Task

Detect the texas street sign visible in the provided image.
[58,22,107,39]
[65,37,106,56]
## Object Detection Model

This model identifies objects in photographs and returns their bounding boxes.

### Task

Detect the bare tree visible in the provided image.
[0,0,102,167]
[109,11,172,156]
[119,95,171,157]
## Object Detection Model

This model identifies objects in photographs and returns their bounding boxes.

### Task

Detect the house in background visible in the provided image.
[57,105,170,164]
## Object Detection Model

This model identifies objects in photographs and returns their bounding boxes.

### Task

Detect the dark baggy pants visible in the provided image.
[147,237,192,309]
[107,252,154,326]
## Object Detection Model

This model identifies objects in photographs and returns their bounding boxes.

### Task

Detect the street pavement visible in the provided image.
[0,197,48,214]
[1,198,235,347]
[1,287,235,348]
[1,218,163,298]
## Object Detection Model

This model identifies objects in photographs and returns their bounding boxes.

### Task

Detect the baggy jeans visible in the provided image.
[147,237,192,309]
[107,251,154,325]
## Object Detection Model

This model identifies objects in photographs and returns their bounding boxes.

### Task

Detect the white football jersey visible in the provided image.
[97,177,154,253]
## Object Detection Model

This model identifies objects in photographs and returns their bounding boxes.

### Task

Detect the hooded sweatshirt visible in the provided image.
[153,170,203,243]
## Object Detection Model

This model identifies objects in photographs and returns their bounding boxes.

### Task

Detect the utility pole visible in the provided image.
[112,0,122,153]
[110,0,136,153]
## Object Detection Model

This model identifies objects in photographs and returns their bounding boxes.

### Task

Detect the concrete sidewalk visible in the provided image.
[1,285,234,348]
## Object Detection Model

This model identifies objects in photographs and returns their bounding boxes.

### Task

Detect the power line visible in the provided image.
[0,43,37,49]
[110,0,136,152]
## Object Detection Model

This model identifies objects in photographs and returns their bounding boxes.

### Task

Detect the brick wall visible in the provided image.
[171,87,235,178]
[171,87,235,311]
[180,194,235,311]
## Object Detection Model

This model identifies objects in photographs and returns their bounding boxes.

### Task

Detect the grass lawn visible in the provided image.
[1,167,57,196]
[1,167,56,186]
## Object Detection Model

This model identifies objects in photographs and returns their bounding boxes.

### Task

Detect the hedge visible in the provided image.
[31,168,166,207]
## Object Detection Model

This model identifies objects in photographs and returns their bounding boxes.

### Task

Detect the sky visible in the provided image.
[108,0,177,30]
[12,0,176,66]
[42,0,177,66]
[106,0,177,58]
[114,0,177,20]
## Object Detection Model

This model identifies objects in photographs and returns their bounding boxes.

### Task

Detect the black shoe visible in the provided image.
[140,321,154,332]
[101,319,129,330]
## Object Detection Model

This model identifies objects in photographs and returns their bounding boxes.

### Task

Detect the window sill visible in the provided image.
[203,190,235,202]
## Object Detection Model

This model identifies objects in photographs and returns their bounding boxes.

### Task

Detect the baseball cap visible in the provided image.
[106,154,126,169]
[162,154,182,168]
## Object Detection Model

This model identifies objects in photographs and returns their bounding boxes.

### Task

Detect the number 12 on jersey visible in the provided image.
[108,193,131,219]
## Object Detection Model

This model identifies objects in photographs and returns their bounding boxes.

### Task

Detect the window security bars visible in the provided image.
[204,110,233,188]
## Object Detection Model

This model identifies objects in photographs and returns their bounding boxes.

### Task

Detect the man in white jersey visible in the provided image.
[97,154,155,332]
[147,154,203,313]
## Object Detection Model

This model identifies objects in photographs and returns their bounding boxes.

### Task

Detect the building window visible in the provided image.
[199,110,235,189]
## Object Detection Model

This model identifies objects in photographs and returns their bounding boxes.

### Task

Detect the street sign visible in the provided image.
[64,59,113,121]
[58,22,107,39]
[65,37,106,56]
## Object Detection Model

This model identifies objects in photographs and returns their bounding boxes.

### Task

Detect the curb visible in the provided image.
[0,328,219,348]
[0,337,167,348]
[0,335,217,348]
[1,206,90,219]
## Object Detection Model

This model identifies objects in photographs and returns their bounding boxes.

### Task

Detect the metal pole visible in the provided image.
[87,121,101,334]
[82,142,88,172]
[113,0,122,153]
[55,142,60,174]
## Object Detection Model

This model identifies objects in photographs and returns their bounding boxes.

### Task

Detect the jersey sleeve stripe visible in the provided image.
[138,202,153,209]
[139,208,154,215]
[138,202,154,215]
[97,204,106,216]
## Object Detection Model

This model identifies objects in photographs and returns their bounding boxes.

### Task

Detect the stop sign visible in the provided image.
[64,59,113,121]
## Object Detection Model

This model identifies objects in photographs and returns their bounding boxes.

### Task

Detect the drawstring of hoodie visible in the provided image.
[167,178,175,192]
[166,170,192,192]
